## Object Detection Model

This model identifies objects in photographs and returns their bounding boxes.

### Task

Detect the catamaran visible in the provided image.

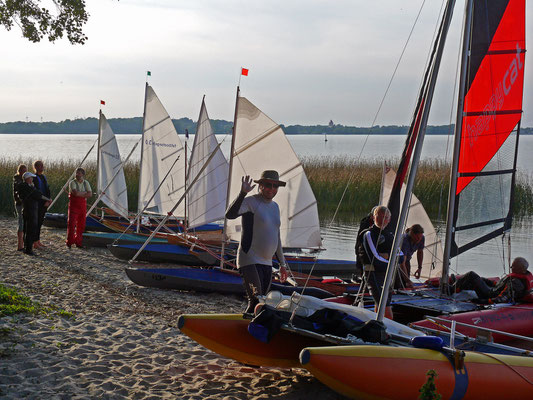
[179,1,533,398]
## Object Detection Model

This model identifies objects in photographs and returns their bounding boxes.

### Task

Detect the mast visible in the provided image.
[376,0,458,322]
[220,86,240,268]
[136,82,149,232]
[96,109,103,215]
[441,0,475,293]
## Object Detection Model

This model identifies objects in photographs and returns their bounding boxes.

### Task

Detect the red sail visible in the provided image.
[457,0,525,194]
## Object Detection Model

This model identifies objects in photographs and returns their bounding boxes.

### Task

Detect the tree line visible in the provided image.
[0,118,531,135]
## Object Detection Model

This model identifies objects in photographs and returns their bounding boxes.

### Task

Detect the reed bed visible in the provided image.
[1,157,532,221]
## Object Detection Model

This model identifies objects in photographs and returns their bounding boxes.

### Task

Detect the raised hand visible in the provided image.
[241,175,256,193]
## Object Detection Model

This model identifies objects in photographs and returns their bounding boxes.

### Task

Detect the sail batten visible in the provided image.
[97,112,129,218]
[186,98,229,229]
[138,85,187,217]
[450,0,525,260]
[226,96,322,249]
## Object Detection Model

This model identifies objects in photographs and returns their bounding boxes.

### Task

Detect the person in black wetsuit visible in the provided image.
[354,206,377,280]
[32,160,51,249]
[356,205,401,319]
[18,172,51,255]
[225,170,288,314]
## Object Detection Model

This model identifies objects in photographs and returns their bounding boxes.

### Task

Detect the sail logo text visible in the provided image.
[466,43,523,148]
[102,150,120,160]
[145,139,177,148]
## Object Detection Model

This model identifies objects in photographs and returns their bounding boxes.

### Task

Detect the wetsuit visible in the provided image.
[18,182,46,254]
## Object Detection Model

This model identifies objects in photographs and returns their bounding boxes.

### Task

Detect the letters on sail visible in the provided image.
[138,85,186,217]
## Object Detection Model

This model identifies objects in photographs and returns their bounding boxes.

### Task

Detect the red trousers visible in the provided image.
[66,195,87,247]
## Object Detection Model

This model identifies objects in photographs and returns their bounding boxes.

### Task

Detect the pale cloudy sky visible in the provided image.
[1,0,532,127]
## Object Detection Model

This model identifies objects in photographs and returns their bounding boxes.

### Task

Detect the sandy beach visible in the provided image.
[0,217,345,399]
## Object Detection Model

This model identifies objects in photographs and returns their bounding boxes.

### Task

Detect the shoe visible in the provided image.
[17,248,24,252]
[24,250,35,256]
[75,244,85,249]
[66,243,72,249]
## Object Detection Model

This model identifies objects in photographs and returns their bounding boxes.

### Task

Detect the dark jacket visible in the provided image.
[18,182,44,217]
[33,174,51,198]
[13,174,24,205]
[356,224,395,274]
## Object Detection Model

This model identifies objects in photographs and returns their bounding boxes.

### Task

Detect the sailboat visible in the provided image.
[118,91,356,280]
[179,2,533,398]
[298,0,533,398]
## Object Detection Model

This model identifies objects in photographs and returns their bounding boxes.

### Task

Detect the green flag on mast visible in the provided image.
[147,71,151,76]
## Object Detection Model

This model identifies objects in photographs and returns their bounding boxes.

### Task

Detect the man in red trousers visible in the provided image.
[66,168,92,248]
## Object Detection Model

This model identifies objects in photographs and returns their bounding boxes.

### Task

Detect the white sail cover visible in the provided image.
[226,96,322,249]
[138,85,186,217]
[379,165,443,279]
[97,111,129,218]
[187,99,229,228]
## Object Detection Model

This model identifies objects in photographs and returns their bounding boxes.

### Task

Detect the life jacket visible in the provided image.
[508,271,533,303]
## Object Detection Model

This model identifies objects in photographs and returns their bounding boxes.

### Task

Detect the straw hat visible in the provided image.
[253,170,286,187]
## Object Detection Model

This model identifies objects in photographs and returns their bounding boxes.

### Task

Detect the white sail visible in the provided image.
[379,165,443,279]
[97,111,129,218]
[187,98,229,229]
[226,96,322,249]
[138,84,186,217]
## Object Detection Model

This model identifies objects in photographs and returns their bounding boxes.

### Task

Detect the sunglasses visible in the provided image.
[261,182,279,189]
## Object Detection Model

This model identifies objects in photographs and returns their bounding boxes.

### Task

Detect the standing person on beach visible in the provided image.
[225,170,288,314]
[18,172,51,255]
[66,168,92,248]
[356,205,400,319]
[32,160,51,249]
[13,164,27,251]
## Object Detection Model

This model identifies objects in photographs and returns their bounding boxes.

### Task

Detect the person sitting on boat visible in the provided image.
[453,257,532,304]
[356,205,402,319]
[225,170,288,314]
[18,172,52,255]
[66,167,92,249]
[397,224,425,287]
[353,206,377,280]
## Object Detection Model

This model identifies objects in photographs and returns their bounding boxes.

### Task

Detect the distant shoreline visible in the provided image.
[1,118,531,135]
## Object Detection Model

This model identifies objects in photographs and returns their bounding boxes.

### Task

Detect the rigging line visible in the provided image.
[320,0,434,244]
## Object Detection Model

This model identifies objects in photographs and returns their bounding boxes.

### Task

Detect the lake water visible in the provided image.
[1,133,533,176]
[2,133,532,275]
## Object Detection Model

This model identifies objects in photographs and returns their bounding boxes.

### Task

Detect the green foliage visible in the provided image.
[419,370,441,400]
[0,284,38,317]
[2,119,532,135]
[1,156,532,221]
[0,0,89,44]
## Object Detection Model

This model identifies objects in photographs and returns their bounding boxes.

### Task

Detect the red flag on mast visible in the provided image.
[241,68,249,76]
[100,100,105,105]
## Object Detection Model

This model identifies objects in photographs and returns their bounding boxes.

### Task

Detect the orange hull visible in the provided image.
[300,345,533,400]
[178,314,328,368]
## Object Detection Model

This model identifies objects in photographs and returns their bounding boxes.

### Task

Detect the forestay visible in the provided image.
[97,111,129,218]
[226,96,322,249]
[187,98,229,229]
[138,84,186,217]
[379,166,443,279]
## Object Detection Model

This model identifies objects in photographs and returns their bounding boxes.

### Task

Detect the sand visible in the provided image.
[0,217,345,399]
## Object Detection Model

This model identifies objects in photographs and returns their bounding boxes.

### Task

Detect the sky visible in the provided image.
[1,0,532,127]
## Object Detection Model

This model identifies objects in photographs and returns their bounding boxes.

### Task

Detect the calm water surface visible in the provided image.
[2,133,531,271]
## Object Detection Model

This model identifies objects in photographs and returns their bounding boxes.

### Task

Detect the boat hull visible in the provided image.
[178,313,329,368]
[126,267,336,297]
[411,303,533,343]
[300,345,533,400]
[108,243,206,265]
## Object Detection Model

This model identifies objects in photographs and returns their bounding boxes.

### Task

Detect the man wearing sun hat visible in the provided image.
[226,170,288,314]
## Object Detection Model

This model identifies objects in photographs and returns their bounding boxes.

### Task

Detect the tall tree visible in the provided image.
[0,0,88,44]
